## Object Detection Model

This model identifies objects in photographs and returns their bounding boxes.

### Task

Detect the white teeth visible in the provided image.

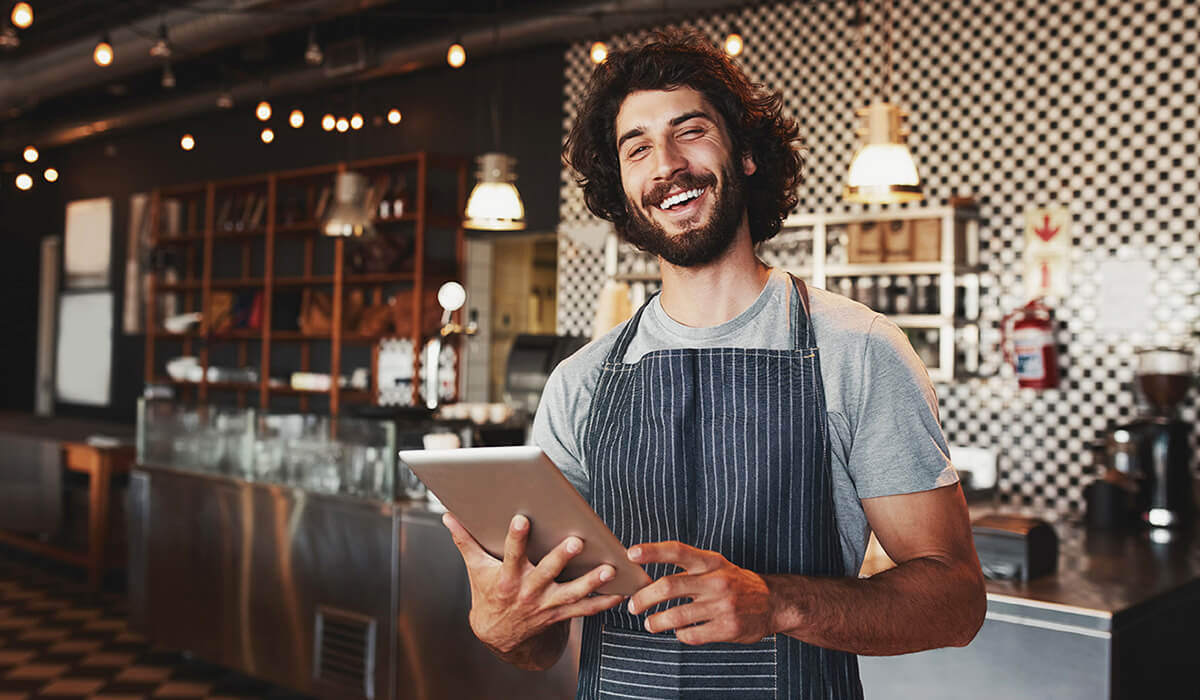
[659,188,702,210]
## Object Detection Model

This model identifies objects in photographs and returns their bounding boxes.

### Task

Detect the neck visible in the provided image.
[657,218,771,328]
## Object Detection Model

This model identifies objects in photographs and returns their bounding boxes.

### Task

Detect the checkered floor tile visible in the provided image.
[0,547,312,700]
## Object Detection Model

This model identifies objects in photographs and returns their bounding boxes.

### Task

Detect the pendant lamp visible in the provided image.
[844,0,923,204]
[323,171,375,237]
[464,153,526,231]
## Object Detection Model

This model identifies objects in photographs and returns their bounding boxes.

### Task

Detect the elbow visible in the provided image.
[951,566,987,647]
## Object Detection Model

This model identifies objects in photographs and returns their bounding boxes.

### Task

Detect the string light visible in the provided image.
[335,117,349,133]
[387,108,402,125]
[289,109,304,128]
[255,101,272,121]
[94,34,114,67]
[15,173,32,191]
[11,2,32,29]
[216,90,234,109]
[260,128,274,143]
[180,134,195,151]
[590,41,608,64]
[161,63,176,89]
[149,23,172,58]
[321,113,336,131]
[304,26,323,66]
[349,113,363,130]
[44,168,58,182]
[723,31,744,57]
[447,41,466,68]
[23,145,37,163]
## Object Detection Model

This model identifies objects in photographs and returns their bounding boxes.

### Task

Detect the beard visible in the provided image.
[618,162,746,268]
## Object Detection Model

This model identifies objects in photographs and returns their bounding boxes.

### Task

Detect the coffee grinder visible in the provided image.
[1124,347,1195,529]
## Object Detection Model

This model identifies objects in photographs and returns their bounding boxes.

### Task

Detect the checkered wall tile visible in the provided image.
[557,0,1200,516]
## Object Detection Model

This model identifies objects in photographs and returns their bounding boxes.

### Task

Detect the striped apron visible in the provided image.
[577,275,863,699]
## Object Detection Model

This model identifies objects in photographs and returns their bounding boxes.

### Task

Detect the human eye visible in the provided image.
[626,143,649,159]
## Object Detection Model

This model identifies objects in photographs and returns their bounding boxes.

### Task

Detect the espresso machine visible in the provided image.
[1121,347,1196,529]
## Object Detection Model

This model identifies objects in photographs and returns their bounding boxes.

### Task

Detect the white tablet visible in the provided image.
[399,445,651,595]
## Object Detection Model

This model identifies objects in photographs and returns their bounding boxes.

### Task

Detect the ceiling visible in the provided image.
[1,0,675,153]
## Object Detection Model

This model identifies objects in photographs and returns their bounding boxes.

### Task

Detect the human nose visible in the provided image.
[651,139,687,181]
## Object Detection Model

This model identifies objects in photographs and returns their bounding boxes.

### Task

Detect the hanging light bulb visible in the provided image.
[590,41,608,64]
[0,27,19,49]
[149,23,172,58]
[15,173,33,191]
[465,153,526,231]
[255,100,272,121]
[335,117,349,133]
[387,108,402,125]
[322,172,375,237]
[180,134,195,151]
[305,26,323,66]
[321,113,336,131]
[23,145,37,163]
[843,0,923,204]
[260,127,274,143]
[44,168,58,182]
[11,2,32,29]
[844,103,923,204]
[289,109,304,128]
[93,34,114,67]
[161,62,176,89]
[447,41,466,68]
[349,112,363,130]
[723,31,744,57]
[216,90,234,109]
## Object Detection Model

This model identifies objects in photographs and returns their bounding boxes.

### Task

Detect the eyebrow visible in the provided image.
[616,110,716,151]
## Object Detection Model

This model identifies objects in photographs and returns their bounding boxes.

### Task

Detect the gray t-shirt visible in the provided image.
[532,268,957,574]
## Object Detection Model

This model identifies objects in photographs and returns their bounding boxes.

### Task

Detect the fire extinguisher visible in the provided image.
[1001,298,1060,390]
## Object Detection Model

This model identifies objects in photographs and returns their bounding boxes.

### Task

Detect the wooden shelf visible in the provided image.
[146,151,470,416]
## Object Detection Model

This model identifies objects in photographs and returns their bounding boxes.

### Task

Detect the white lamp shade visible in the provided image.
[464,181,525,231]
[843,102,924,204]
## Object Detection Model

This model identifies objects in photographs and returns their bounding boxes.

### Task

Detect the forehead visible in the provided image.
[614,87,719,138]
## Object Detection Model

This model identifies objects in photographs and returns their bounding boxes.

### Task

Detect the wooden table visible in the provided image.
[0,440,135,588]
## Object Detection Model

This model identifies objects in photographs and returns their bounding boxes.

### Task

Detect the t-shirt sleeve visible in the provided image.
[846,315,959,499]
[531,362,593,501]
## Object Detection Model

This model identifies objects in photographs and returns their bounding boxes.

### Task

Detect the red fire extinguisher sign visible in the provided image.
[1002,298,1060,390]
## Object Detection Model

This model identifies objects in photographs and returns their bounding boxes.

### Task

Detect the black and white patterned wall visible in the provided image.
[556,0,1200,516]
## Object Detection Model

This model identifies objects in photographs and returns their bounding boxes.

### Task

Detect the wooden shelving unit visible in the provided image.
[144,152,468,415]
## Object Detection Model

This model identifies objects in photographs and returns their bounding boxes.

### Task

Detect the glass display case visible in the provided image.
[136,398,396,500]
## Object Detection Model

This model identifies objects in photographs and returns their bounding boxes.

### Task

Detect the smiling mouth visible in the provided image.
[655,186,706,212]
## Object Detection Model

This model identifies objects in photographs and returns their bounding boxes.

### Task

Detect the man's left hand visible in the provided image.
[626,541,776,645]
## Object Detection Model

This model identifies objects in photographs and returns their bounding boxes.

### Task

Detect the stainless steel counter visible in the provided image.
[128,462,580,700]
[859,506,1200,700]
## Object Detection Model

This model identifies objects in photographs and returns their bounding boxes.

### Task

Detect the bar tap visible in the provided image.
[424,282,477,410]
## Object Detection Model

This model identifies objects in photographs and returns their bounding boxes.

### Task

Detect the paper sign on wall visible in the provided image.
[1023,207,1071,301]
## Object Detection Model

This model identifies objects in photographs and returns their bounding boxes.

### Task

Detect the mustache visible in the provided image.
[642,171,718,208]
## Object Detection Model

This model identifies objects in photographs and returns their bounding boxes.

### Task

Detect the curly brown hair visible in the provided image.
[563,28,804,244]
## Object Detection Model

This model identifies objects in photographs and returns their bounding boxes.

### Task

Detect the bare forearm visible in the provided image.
[482,619,569,671]
[766,557,986,656]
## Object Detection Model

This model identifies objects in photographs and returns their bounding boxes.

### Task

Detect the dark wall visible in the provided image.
[0,44,565,424]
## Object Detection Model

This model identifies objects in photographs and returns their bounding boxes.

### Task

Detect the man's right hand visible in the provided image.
[442,512,624,663]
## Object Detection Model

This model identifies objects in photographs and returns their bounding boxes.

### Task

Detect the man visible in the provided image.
[443,29,985,699]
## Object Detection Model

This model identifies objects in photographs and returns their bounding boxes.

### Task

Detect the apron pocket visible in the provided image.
[597,625,777,699]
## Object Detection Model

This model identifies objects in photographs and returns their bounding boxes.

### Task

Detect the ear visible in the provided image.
[741,151,757,177]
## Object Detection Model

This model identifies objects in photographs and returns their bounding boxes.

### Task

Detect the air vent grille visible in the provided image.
[314,606,377,699]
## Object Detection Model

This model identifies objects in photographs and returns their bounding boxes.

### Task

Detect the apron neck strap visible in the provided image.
[604,291,657,364]
[789,273,815,349]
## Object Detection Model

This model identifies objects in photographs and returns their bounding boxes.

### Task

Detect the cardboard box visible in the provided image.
[883,219,912,261]
[848,221,883,262]
[912,218,942,261]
